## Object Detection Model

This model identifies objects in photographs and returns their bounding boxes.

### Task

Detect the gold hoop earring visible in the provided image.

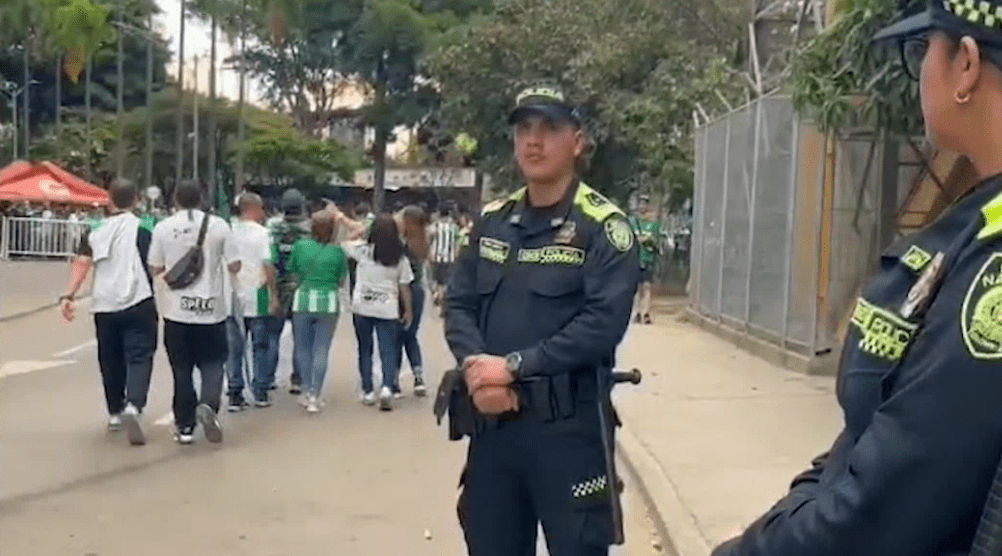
[955,90,971,104]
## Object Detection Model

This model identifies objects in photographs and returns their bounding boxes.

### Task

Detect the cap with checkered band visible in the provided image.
[875,0,1002,44]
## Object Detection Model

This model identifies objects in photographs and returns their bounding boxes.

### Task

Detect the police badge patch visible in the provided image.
[604,216,634,253]
[962,253,1002,359]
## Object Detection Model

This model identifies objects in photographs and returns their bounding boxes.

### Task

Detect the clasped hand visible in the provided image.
[462,354,518,415]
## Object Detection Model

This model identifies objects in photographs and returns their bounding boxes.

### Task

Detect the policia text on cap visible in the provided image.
[440,84,641,556]
[711,2,1002,556]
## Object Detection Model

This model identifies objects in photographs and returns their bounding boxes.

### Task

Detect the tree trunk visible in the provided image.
[146,11,154,191]
[23,40,30,161]
[372,56,387,213]
[54,56,61,161]
[116,6,125,179]
[85,56,92,180]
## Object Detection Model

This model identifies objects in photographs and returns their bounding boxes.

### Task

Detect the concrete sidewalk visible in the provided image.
[615,314,843,556]
[0,260,87,321]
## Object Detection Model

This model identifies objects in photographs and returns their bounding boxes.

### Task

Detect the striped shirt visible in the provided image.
[286,238,347,314]
[430,219,460,263]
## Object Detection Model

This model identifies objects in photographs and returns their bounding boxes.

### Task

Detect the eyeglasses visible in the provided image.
[900,35,930,81]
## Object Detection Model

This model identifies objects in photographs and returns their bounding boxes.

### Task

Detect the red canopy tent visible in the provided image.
[0,161,109,206]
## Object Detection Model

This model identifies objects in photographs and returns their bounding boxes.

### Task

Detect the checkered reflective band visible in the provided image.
[571,476,608,500]
[944,0,1002,29]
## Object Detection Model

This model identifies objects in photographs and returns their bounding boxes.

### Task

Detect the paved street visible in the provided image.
[0,260,85,320]
[0,287,662,556]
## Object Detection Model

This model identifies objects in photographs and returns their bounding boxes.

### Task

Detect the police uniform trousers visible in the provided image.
[458,378,614,556]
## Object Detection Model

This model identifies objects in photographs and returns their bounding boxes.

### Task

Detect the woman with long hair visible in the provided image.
[393,205,431,397]
[287,211,347,414]
[341,213,414,411]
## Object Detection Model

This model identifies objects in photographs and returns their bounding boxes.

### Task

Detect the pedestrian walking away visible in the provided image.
[269,188,312,395]
[225,192,281,412]
[287,210,347,414]
[394,205,431,397]
[337,212,414,411]
[429,206,460,314]
[59,179,158,447]
[628,194,662,325]
[711,3,1002,555]
[148,180,239,445]
[444,83,640,556]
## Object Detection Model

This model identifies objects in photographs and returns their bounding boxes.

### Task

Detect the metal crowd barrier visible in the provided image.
[0,216,90,260]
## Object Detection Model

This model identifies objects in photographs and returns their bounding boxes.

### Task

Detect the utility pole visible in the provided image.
[208,5,218,209]
[193,54,199,182]
[235,0,247,195]
[176,0,186,190]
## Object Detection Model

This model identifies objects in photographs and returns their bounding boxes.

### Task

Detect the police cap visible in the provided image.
[875,0,1002,45]
[508,83,580,127]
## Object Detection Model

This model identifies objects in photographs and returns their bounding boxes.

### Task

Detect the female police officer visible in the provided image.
[444,84,639,556]
[712,1,1002,555]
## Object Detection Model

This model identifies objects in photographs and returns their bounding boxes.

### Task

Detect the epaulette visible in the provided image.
[481,188,526,216]
[980,190,1002,240]
[573,182,625,223]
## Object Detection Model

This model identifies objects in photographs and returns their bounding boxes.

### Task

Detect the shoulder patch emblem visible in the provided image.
[962,253,1002,359]
[901,245,933,273]
[604,216,634,253]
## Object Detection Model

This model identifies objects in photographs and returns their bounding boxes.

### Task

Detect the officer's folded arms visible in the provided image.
[462,354,519,415]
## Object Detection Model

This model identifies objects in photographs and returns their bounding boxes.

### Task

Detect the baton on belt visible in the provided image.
[599,367,642,545]
[970,452,1002,556]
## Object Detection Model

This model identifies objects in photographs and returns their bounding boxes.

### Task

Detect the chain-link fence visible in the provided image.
[691,95,826,356]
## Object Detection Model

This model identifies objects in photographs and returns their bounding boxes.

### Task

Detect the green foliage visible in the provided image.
[789,0,924,134]
[423,0,743,205]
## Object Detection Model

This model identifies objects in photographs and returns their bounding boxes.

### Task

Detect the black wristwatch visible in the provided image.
[505,352,523,380]
[59,294,75,303]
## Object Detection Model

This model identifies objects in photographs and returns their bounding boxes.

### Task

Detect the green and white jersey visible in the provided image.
[286,238,347,314]
[629,215,662,269]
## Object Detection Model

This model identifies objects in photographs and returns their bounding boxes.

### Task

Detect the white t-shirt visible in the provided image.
[228,219,272,317]
[89,212,153,314]
[343,240,413,320]
[148,209,238,325]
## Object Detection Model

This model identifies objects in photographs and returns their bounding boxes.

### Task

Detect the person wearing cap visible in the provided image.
[444,84,639,555]
[628,194,662,325]
[711,2,1002,555]
[267,188,311,395]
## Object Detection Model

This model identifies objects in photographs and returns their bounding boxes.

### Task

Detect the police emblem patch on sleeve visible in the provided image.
[604,216,634,253]
[962,253,1002,359]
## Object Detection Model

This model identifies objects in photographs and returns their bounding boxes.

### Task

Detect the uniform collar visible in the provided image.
[508,179,579,229]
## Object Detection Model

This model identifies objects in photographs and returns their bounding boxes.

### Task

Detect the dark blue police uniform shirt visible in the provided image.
[445,181,640,384]
[713,174,1002,556]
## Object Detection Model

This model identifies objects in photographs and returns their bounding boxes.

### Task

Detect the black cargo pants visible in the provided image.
[458,391,615,556]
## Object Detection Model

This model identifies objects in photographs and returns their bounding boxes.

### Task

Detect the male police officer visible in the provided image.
[712,1,1002,555]
[445,84,640,556]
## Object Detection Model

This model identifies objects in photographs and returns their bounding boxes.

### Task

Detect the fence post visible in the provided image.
[0,216,7,260]
[744,100,762,330]
[694,126,710,311]
[716,117,732,321]
[810,136,829,356]
[781,108,801,347]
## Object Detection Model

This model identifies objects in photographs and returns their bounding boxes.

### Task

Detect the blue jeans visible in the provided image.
[226,315,282,398]
[396,280,424,379]
[353,314,400,393]
[292,313,338,398]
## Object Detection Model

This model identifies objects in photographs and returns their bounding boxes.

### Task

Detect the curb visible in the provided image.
[0,294,91,323]
[617,424,711,556]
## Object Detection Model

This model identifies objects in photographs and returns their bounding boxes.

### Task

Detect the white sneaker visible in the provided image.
[361,392,377,406]
[121,404,146,446]
[378,386,393,411]
[298,395,310,408]
[306,395,320,414]
[107,413,122,431]
[196,404,223,444]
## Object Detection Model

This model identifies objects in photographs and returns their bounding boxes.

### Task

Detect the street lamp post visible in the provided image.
[1,84,25,161]
[112,19,157,190]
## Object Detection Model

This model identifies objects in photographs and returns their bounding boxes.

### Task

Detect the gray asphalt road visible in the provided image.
[0,300,662,556]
